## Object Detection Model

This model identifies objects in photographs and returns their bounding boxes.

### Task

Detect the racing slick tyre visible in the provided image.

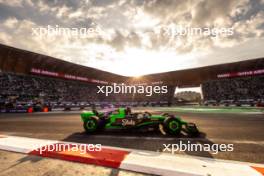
[163,117,182,135]
[83,116,100,133]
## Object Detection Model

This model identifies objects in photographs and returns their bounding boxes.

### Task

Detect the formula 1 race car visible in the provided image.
[80,107,199,136]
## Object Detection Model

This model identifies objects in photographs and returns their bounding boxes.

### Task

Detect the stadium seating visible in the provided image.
[1,70,263,111]
[202,75,264,106]
[0,72,171,111]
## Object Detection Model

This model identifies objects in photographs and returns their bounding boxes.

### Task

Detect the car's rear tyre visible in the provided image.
[163,117,182,135]
[83,116,99,133]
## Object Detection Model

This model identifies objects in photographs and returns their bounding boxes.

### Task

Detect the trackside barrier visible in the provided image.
[0,135,263,176]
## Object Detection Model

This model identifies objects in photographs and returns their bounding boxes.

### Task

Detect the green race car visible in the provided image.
[81,107,199,136]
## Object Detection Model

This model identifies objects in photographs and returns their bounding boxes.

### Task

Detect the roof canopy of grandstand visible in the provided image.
[0,44,128,84]
[0,43,263,86]
[133,58,264,86]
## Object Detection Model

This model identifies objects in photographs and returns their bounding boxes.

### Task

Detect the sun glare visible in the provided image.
[113,48,196,76]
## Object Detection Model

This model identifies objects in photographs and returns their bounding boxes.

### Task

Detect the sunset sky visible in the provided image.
[0,0,264,76]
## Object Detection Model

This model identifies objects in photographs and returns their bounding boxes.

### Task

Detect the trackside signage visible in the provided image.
[217,69,264,78]
[30,68,108,84]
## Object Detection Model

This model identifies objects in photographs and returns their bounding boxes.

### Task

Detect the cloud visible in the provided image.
[107,31,126,51]
[0,0,22,7]
[192,0,240,26]
[3,17,18,28]
[143,0,193,22]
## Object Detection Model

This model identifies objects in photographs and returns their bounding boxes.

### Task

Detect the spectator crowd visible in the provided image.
[0,72,171,110]
[202,75,264,103]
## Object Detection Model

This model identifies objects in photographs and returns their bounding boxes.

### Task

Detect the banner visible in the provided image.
[30,68,108,84]
[217,69,264,78]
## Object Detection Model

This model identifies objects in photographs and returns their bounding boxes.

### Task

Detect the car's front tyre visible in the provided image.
[163,117,182,135]
[83,116,99,133]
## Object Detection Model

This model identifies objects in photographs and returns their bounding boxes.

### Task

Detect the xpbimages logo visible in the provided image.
[97,83,168,96]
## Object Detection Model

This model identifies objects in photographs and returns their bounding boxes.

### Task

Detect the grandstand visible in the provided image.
[0,44,173,111]
[202,75,264,106]
[134,57,264,106]
[0,43,264,112]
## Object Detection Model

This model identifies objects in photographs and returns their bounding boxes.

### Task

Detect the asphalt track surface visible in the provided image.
[0,109,263,164]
